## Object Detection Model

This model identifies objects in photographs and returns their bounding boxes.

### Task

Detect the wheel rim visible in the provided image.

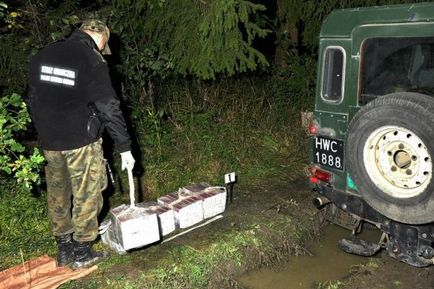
[363,125,432,198]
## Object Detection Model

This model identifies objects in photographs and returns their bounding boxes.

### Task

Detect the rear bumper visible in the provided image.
[313,184,434,267]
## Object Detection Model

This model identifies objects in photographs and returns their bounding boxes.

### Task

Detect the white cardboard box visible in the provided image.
[170,196,204,229]
[137,201,176,236]
[196,187,227,219]
[158,191,204,229]
[110,204,160,251]
[157,191,180,206]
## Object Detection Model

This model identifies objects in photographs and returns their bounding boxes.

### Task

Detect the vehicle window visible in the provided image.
[360,37,434,105]
[321,47,345,102]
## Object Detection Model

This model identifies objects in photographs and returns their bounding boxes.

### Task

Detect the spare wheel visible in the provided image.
[346,92,434,224]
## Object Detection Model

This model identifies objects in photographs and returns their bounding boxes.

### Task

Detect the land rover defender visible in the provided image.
[308,3,434,267]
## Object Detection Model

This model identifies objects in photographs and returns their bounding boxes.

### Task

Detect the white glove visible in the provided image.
[120,151,135,171]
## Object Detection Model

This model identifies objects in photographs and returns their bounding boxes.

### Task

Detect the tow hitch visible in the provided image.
[339,220,434,267]
[313,183,434,267]
[339,235,382,257]
[338,219,382,257]
[335,216,434,267]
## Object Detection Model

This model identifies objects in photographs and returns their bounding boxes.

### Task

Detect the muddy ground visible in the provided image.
[231,181,434,289]
[341,252,434,289]
[64,180,434,289]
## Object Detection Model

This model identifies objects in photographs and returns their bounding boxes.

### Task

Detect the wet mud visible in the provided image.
[237,224,380,289]
[237,196,434,289]
[340,251,434,289]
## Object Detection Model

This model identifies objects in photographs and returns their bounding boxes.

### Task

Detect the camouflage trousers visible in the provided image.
[43,139,108,242]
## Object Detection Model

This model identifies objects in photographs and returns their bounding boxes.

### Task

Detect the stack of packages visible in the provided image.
[100,169,160,254]
[100,204,160,254]
[136,201,176,236]
[157,183,227,229]
[101,183,227,254]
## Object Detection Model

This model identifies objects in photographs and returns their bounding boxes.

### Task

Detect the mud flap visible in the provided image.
[338,235,381,256]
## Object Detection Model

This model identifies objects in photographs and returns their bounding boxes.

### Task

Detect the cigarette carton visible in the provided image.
[108,204,160,251]
[137,201,176,236]
[171,197,204,228]
[197,187,227,218]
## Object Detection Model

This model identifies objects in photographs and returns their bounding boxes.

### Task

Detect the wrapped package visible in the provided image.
[197,186,227,219]
[157,184,227,227]
[158,190,204,229]
[157,191,180,206]
[101,204,160,252]
[180,182,210,195]
[171,196,204,228]
[137,201,176,236]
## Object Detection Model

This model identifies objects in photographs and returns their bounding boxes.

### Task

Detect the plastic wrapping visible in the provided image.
[101,204,160,253]
[101,183,227,254]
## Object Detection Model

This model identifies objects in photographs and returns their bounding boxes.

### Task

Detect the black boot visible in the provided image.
[72,241,108,269]
[55,234,74,267]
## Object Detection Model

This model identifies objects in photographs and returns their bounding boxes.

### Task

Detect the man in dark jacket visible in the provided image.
[24,19,135,269]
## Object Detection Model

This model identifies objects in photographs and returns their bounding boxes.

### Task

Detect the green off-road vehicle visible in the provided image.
[308,3,434,267]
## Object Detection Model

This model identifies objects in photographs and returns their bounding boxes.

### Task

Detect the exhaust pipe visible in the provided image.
[312,196,331,209]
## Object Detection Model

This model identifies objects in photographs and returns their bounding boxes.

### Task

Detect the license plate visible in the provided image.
[313,136,344,170]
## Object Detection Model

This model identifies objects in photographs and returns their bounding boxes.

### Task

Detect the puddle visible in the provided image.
[237,224,381,289]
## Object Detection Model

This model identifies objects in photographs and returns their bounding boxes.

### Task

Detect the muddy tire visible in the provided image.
[346,92,434,224]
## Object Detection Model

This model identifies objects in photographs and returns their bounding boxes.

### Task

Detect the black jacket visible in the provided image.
[25,30,131,152]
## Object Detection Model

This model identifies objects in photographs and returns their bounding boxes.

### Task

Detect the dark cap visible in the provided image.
[79,19,111,55]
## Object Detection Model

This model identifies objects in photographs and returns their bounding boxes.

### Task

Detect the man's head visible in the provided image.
[79,19,111,55]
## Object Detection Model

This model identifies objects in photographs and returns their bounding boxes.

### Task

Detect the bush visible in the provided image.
[0,92,48,269]
[0,93,44,189]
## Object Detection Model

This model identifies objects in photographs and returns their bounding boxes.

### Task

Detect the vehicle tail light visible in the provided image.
[301,112,319,136]
[307,120,320,136]
[308,166,333,184]
[309,176,319,184]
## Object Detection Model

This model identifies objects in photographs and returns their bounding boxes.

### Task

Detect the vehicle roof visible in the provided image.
[321,2,434,38]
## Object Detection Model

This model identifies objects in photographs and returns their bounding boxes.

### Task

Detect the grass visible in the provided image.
[317,280,344,289]
[0,179,54,270]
